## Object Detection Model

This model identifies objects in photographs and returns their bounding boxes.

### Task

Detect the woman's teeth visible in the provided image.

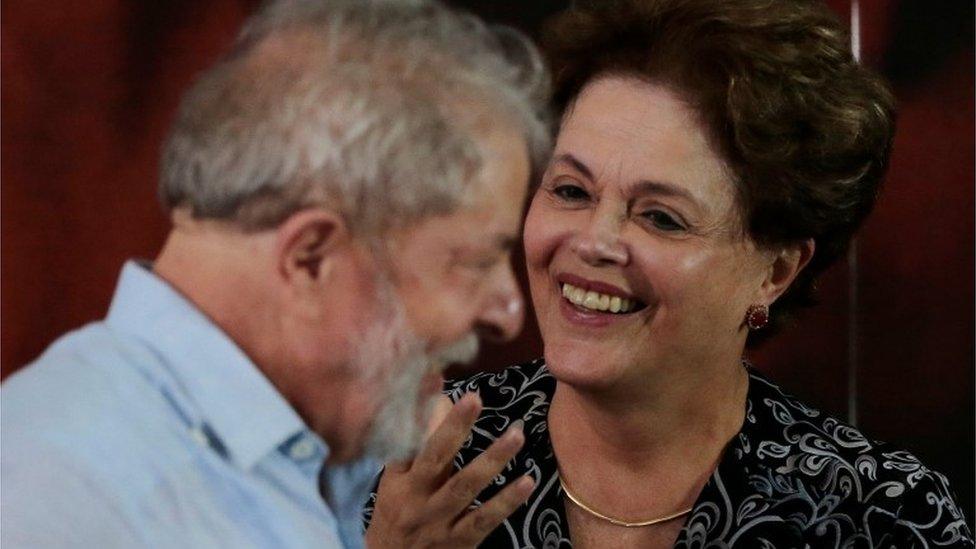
[561,283,637,313]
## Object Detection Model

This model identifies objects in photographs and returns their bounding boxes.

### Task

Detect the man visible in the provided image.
[1,0,550,547]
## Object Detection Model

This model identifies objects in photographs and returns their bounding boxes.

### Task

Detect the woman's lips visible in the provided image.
[558,290,643,327]
[554,273,648,324]
[557,272,635,300]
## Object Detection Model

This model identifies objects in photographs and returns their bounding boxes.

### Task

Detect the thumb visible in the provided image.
[383,459,413,474]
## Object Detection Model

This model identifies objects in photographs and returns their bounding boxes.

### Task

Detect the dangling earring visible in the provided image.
[745,304,769,330]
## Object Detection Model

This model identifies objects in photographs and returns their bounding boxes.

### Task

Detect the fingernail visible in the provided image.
[457,393,481,421]
[459,392,478,409]
[505,421,524,445]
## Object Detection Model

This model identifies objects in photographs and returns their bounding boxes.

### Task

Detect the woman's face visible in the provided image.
[524,76,773,389]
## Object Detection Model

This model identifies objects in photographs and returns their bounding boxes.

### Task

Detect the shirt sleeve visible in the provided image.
[887,470,974,548]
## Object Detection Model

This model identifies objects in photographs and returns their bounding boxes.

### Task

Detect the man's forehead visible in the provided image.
[384,117,530,254]
[406,207,520,248]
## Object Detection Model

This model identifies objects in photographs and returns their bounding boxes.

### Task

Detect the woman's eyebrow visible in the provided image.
[551,153,594,180]
[555,152,702,210]
[627,180,698,204]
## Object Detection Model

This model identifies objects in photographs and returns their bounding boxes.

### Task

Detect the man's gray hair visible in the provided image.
[159,0,551,234]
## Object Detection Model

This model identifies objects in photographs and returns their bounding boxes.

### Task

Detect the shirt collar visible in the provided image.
[105,261,312,470]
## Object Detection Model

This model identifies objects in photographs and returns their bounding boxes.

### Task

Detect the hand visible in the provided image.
[366,393,535,548]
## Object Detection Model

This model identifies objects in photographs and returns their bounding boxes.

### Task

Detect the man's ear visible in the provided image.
[274,209,349,289]
[759,238,815,304]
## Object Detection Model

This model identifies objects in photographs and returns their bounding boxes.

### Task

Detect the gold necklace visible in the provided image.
[559,477,694,528]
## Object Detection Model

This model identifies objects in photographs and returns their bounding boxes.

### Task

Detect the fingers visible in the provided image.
[429,421,525,516]
[383,396,462,476]
[425,395,454,438]
[370,395,531,548]
[408,393,482,487]
[382,459,412,475]
[451,475,535,543]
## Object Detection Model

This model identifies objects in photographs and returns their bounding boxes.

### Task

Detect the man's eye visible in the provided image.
[552,184,590,201]
[463,256,499,272]
[642,210,685,231]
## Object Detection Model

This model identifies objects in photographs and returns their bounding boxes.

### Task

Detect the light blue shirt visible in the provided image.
[1,262,381,548]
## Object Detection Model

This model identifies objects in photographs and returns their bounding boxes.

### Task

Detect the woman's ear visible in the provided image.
[274,209,349,290]
[760,238,815,304]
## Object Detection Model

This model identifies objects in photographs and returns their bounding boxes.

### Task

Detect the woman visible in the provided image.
[367,0,973,546]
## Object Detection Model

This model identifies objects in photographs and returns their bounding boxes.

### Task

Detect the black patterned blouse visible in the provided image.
[365,359,973,548]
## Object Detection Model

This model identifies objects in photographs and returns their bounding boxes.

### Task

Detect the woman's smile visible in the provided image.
[554,272,649,328]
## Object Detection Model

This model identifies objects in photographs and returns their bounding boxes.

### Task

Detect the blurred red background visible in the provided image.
[2,0,972,523]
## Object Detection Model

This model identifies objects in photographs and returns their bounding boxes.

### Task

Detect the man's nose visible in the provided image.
[474,263,524,343]
[571,205,628,266]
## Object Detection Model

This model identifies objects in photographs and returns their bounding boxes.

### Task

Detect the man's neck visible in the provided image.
[153,224,356,460]
[153,224,277,366]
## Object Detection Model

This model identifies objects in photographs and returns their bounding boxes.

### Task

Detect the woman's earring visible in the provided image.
[745,304,769,330]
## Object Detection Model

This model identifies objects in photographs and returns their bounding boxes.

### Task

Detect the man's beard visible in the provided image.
[351,276,479,463]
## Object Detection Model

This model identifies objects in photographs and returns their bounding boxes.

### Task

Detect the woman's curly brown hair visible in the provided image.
[542,0,896,346]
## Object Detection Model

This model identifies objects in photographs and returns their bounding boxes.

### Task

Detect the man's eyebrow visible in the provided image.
[454,234,518,260]
[495,234,519,251]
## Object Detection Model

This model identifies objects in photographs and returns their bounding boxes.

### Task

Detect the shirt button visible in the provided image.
[289,437,316,461]
[190,427,210,448]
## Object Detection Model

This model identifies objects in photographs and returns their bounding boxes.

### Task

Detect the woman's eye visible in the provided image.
[552,184,590,202]
[642,210,685,231]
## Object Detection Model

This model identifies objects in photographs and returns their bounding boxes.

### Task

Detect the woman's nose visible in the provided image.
[571,208,628,266]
